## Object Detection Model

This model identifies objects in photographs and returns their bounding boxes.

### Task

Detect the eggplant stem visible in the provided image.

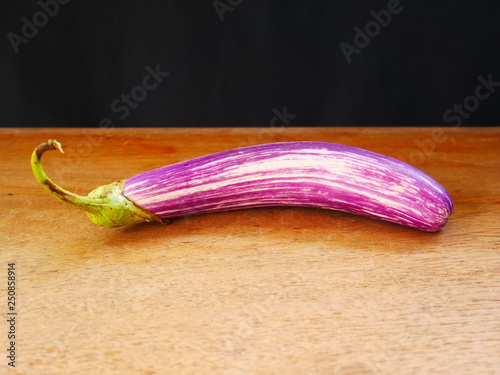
[31,140,102,214]
[31,139,163,228]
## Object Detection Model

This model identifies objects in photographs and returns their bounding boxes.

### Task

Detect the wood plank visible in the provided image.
[1,127,499,375]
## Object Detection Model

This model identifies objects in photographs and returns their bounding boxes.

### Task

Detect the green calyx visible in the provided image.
[85,180,163,227]
[31,139,163,228]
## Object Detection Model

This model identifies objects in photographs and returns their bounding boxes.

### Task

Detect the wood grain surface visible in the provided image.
[1,127,499,375]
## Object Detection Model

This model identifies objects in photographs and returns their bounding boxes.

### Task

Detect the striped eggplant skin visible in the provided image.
[123,141,453,232]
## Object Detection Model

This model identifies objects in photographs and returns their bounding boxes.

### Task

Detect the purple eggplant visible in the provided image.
[32,140,453,231]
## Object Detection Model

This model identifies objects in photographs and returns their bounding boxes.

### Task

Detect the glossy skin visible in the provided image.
[123,142,453,231]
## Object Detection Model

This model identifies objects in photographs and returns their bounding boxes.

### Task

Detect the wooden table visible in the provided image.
[1,127,499,375]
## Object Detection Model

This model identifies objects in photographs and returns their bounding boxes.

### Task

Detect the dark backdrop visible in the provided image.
[1,0,499,127]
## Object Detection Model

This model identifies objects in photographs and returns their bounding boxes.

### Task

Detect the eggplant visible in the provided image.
[31,139,453,231]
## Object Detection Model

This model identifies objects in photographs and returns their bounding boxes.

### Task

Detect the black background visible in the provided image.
[1,0,499,127]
